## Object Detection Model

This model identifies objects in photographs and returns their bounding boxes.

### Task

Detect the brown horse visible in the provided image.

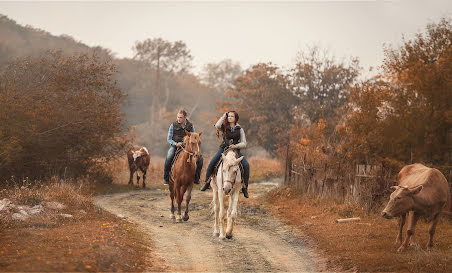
[169,130,202,222]
[127,146,150,188]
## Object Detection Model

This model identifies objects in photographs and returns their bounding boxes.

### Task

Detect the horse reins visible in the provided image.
[181,141,201,163]
[222,163,239,186]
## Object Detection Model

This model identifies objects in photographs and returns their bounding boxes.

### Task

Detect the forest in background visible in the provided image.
[0,14,450,205]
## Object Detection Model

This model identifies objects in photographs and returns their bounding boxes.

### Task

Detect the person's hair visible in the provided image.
[216,111,239,138]
[178,109,188,117]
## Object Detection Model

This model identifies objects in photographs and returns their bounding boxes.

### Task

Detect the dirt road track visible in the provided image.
[95,179,324,272]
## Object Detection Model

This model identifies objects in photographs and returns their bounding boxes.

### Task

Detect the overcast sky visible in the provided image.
[1,0,451,74]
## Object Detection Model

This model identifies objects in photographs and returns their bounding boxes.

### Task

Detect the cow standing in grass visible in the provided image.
[127,146,150,188]
[381,163,450,252]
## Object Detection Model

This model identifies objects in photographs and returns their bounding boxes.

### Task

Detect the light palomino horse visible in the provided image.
[211,149,244,239]
[169,130,202,222]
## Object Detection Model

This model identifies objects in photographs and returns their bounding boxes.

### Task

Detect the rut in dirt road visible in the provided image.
[95,179,321,272]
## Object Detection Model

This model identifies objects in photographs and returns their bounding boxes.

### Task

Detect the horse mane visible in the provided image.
[183,135,190,145]
[223,147,238,158]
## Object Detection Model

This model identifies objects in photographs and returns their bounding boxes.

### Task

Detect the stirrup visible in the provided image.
[200,181,210,191]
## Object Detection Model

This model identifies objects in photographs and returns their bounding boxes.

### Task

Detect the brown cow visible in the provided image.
[381,163,450,252]
[127,146,151,188]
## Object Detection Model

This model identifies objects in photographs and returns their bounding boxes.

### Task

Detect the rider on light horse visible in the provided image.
[200,111,250,198]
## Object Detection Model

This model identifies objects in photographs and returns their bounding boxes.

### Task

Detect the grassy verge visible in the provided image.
[248,156,283,183]
[259,187,452,272]
[0,178,165,272]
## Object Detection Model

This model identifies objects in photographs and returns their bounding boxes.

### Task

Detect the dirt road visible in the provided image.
[95,179,322,272]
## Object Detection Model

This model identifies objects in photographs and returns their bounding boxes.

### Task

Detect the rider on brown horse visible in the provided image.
[200,111,250,198]
[164,109,203,185]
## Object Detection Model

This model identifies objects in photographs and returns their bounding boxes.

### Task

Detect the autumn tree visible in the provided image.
[381,18,452,165]
[342,18,452,170]
[200,59,243,93]
[291,46,360,126]
[132,38,193,142]
[219,63,297,153]
[0,51,126,181]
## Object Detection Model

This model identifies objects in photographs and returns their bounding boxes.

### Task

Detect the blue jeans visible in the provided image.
[205,148,250,187]
[164,145,203,182]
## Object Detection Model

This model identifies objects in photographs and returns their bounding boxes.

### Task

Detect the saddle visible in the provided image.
[169,146,183,183]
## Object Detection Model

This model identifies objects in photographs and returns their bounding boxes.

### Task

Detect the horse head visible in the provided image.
[184,130,202,162]
[221,150,243,195]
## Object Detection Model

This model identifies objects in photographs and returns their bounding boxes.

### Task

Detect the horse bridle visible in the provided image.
[182,138,201,163]
[222,162,239,186]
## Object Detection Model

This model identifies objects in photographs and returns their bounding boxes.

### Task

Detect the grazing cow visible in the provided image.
[381,163,450,252]
[127,146,150,188]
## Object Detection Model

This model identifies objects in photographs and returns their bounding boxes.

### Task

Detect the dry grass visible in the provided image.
[261,188,452,272]
[248,156,283,183]
[0,178,165,272]
[105,154,283,188]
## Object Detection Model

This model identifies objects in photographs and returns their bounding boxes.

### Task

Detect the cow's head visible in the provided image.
[381,185,423,219]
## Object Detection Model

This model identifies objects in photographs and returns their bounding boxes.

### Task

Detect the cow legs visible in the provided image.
[398,211,419,252]
[128,167,136,185]
[169,181,175,219]
[136,172,141,187]
[427,213,440,250]
[395,213,406,245]
[141,168,147,188]
[183,184,193,221]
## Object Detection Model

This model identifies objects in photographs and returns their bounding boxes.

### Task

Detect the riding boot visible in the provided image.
[200,180,210,191]
[242,186,249,198]
[242,177,249,198]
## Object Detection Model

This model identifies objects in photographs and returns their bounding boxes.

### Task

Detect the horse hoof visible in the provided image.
[183,215,189,221]
[176,217,182,223]
[170,214,175,219]
[226,234,233,239]
[219,235,225,240]
[213,232,219,237]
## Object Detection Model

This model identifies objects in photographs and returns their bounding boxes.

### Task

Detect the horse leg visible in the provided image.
[176,184,185,223]
[183,184,193,221]
[218,188,226,239]
[212,189,220,236]
[169,180,175,219]
[226,191,239,239]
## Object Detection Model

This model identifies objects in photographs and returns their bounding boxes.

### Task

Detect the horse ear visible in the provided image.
[185,130,191,136]
[198,131,202,137]
[236,156,244,164]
